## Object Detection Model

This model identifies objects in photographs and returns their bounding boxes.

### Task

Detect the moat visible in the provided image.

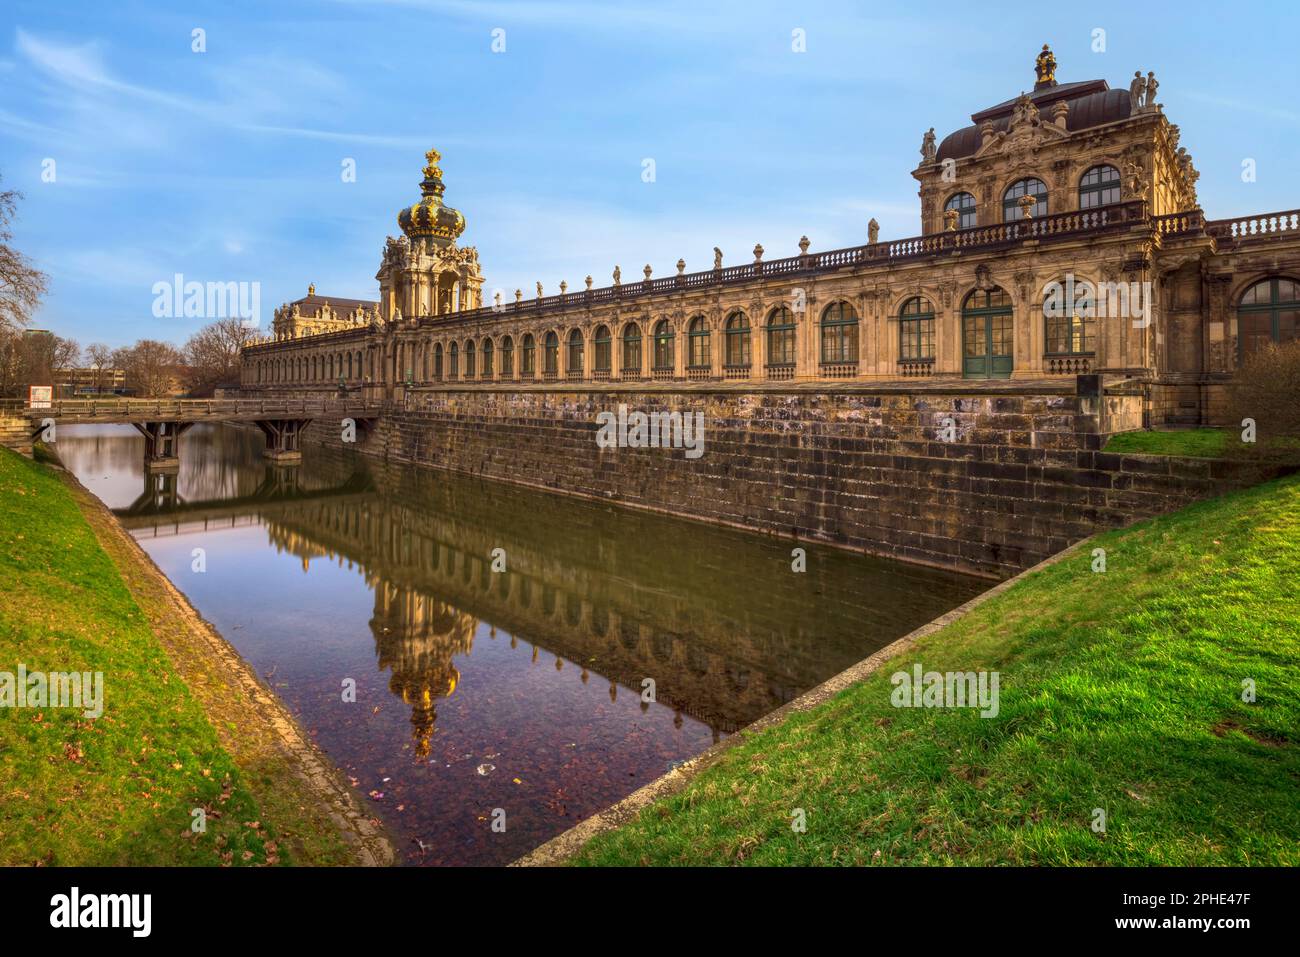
[58,423,986,865]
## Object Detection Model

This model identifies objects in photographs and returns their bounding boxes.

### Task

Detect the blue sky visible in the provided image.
[1,0,1296,348]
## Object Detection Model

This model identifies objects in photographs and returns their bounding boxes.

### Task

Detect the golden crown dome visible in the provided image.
[397,148,466,244]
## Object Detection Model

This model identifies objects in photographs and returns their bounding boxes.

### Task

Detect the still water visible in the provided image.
[57,423,986,865]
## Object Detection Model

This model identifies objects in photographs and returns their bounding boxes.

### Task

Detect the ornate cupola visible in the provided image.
[397,148,466,247]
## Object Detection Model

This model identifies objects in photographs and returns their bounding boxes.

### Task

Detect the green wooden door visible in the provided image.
[962,299,1014,378]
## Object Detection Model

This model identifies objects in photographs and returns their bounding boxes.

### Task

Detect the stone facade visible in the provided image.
[294,382,1279,579]
[241,47,1300,429]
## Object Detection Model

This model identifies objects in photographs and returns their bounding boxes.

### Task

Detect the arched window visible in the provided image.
[521,334,535,375]
[419,348,427,382]
[449,341,459,378]
[433,343,443,380]
[482,337,494,376]
[724,311,751,367]
[899,297,935,361]
[356,351,363,381]
[1003,177,1048,222]
[1238,277,1300,360]
[500,336,514,378]
[945,192,977,229]
[1044,277,1097,355]
[567,329,584,374]
[653,320,674,370]
[544,331,559,375]
[688,315,710,368]
[594,325,612,373]
[1078,165,1121,210]
[621,322,642,376]
[962,287,1014,378]
[767,306,796,366]
[464,339,476,377]
[820,301,859,364]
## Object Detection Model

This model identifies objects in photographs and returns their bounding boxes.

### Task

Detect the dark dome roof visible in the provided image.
[937,80,1132,162]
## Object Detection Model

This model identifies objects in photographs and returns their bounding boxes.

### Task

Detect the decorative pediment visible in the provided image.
[974,93,1069,159]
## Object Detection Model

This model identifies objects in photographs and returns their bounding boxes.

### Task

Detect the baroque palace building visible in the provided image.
[241,46,1300,426]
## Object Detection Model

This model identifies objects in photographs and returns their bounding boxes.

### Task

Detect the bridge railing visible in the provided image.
[25,396,383,417]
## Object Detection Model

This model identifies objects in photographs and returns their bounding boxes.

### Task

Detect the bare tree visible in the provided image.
[184,317,254,396]
[0,179,48,331]
[117,339,185,397]
[85,342,114,393]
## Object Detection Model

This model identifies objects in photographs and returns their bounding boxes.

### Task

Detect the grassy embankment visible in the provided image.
[1104,427,1300,459]
[573,473,1300,865]
[0,446,358,865]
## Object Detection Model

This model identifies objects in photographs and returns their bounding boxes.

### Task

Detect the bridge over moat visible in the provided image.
[8,397,382,470]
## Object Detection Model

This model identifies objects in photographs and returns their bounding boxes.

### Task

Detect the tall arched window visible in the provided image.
[482,337,494,376]
[899,297,935,361]
[464,339,476,377]
[434,343,443,380]
[544,331,559,375]
[766,306,796,366]
[653,320,674,370]
[567,329,584,374]
[449,341,459,378]
[621,322,642,376]
[945,192,977,229]
[724,311,751,367]
[688,315,710,368]
[1044,277,1097,355]
[1078,165,1121,210]
[594,325,612,373]
[500,336,514,378]
[1003,177,1048,221]
[962,287,1014,378]
[820,301,859,364]
[521,334,535,375]
[1238,277,1300,360]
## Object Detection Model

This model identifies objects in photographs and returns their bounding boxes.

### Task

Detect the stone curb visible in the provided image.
[511,535,1092,866]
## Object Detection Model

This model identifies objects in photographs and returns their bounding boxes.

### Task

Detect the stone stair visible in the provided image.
[0,408,33,456]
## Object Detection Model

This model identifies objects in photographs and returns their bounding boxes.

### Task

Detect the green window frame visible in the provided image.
[482,337,494,375]
[899,297,935,360]
[1237,276,1300,361]
[766,306,796,366]
[1078,165,1121,210]
[1044,280,1097,355]
[500,337,513,377]
[464,340,475,377]
[962,288,1014,378]
[944,191,977,229]
[688,316,711,368]
[653,320,674,370]
[724,311,751,367]
[621,323,642,375]
[1003,177,1048,222]
[820,301,859,364]
[594,325,612,372]
[567,329,584,373]
[521,334,535,374]
[449,342,459,377]
[544,331,559,374]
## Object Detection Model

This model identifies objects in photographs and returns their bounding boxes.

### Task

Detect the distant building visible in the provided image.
[54,367,128,396]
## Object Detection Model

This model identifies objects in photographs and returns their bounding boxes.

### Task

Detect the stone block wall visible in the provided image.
[297,385,1279,579]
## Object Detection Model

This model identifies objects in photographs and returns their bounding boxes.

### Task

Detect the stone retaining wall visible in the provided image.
[294,385,1279,578]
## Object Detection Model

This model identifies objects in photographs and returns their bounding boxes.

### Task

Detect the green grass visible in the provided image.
[1104,428,1231,458]
[573,475,1300,866]
[0,447,282,865]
